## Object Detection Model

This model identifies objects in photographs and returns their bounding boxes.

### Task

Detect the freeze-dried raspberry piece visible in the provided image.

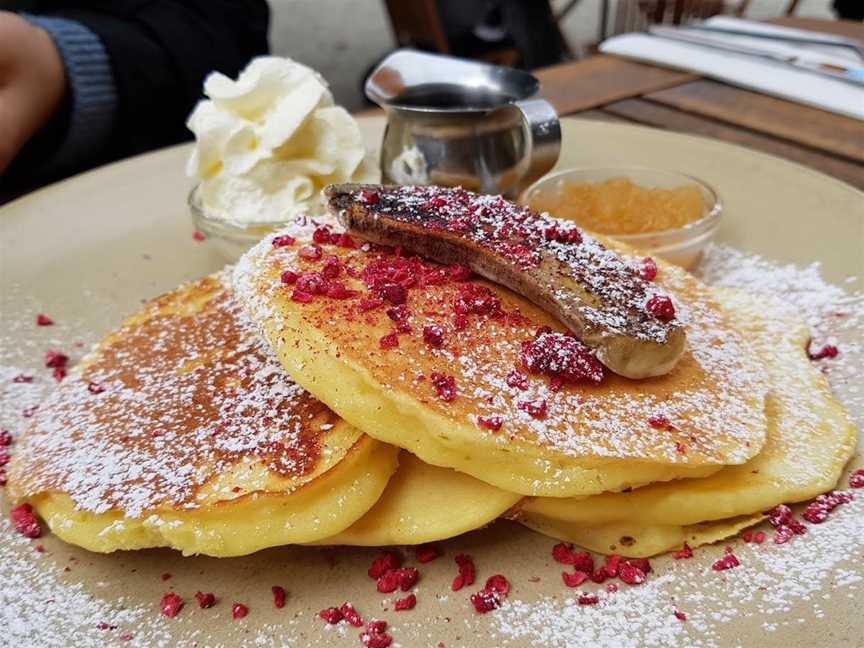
[647,413,671,429]
[368,551,402,579]
[430,372,457,401]
[520,331,604,384]
[639,257,657,281]
[195,591,216,609]
[360,620,392,648]
[672,543,693,559]
[366,620,387,634]
[570,552,594,574]
[477,415,503,431]
[340,603,363,627]
[319,607,343,624]
[802,491,854,523]
[505,369,528,390]
[517,398,547,418]
[602,554,622,578]
[298,244,323,260]
[807,342,838,360]
[160,593,183,618]
[562,571,589,587]
[379,332,399,349]
[470,588,502,614]
[618,563,646,585]
[380,283,407,305]
[622,558,651,574]
[321,255,342,279]
[376,570,400,593]
[359,190,379,205]
[395,567,419,591]
[452,554,476,591]
[394,593,416,611]
[415,544,440,563]
[10,504,41,538]
[552,542,574,564]
[422,325,445,347]
[272,235,295,248]
[360,631,392,648]
[44,350,68,368]
[589,570,608,584]
[645,294,675,321]
[334,233,357,248]
[291,290,315,303]
[711,550,740,571]
[485,575,510,596]
[313,226,334,244]
[448,264,472,281]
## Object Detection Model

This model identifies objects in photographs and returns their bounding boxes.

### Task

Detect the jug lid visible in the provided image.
[365,49,540,113]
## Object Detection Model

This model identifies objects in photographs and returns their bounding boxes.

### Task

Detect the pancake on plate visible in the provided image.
[522,514,766,559]
[316,451,522,546]
[7,274,399,557]
[519,289,857,556]
[233,227,768,498]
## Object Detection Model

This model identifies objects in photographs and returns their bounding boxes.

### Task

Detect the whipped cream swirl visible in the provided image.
[186,56,378,225]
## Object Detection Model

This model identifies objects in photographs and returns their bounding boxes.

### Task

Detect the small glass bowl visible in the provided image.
[189,186,283,262]
[520,167,722,269]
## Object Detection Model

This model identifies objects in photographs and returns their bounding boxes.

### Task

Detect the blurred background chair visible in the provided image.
[382,0,572,68]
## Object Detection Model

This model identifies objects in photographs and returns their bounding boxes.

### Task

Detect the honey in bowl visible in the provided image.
[521,169,722,269]
[525,176,704,236]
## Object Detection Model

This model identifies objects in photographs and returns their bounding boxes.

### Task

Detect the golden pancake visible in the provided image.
[520,289,857,540]
[233,230,767,497]
[521,513,765,558]
[7,274,399,557]
[316,451,522,546]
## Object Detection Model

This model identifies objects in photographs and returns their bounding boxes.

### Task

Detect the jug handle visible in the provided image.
[514,98,561,189]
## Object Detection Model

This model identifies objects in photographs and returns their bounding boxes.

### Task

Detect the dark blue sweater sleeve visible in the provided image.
[20,13,117,177]
[4,1,268,188]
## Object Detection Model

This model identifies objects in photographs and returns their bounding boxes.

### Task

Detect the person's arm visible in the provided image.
[0,13,67,174]
[50,0,270,158]
[8,11,118,181]
[2,1,268,183]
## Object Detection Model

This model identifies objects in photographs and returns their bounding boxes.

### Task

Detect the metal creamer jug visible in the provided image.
[366,49,561,197]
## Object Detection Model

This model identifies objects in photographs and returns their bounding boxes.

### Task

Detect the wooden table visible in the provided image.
[532,17,864,189]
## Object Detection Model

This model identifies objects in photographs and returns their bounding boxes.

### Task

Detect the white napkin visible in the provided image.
[599,17,864,121]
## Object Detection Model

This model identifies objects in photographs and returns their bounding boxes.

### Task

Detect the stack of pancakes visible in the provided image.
[8,192,856,559]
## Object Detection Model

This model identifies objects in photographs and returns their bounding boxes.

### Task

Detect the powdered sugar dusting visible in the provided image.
[698,245,863,429]
[0,518,174,646]
[235,229,768,477]
[494,496,862,648]
[1,244,860,647]
[9,273,338,516]
[490,243,862,646]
